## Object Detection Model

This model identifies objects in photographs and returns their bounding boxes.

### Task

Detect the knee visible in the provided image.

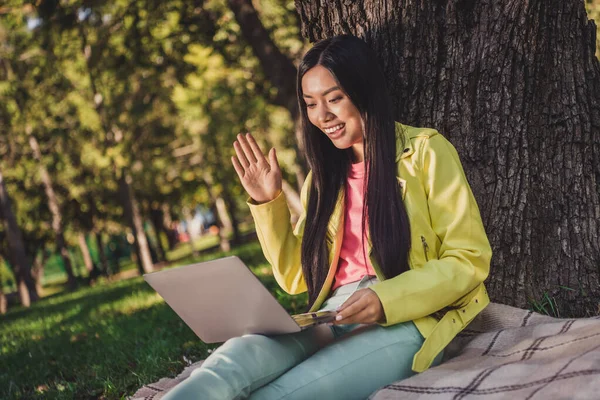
[221,334,270,355]
[200,334,270,369]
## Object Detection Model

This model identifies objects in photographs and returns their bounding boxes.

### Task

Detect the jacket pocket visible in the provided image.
[420,235,430,262]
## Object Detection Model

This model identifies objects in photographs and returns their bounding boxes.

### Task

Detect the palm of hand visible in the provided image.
[232,133,282,203]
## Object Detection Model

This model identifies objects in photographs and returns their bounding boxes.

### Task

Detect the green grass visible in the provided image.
[0,240,308,399]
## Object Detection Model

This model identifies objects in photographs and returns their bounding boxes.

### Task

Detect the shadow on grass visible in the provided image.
[0,240,310,399]
[0,278,148,325]
[0,280,217,399]
[3,239,265,324]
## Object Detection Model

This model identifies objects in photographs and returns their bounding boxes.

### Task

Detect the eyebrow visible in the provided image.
[303,86,341,98]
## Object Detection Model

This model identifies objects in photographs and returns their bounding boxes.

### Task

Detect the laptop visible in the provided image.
[143,256,336,343]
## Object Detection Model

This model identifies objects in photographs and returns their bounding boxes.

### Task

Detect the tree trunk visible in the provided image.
[181,206,200,257]
[161,203,178,250]
[149,206,168,262]
[31,249,48,296]
[220,186,241,244]
[215,197,232,252]
[28,134,77,289]
[0,287,6,315]
[78,232,94,274]
[94,232,110,276]
[0,170,38,305]
[118,170,154,274]
[296,0,600,318]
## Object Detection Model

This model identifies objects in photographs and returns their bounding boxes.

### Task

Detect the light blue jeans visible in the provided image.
[163,276,443,400]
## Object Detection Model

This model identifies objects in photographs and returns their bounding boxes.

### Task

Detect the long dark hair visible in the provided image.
[298,35,412,308]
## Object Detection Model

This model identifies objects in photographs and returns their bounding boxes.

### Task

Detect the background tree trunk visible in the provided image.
[118,171,154,274]
[78,232,94,274]
[94,232,110,276]
[296,0,600,317]
[29,134,77,289]
[31,249,47,296]
[0,287,6,315]
[161,203,177,250]
[0,170,39,306]
[181,206,200,258]
[149,206,168,262]
[215,197,232,252]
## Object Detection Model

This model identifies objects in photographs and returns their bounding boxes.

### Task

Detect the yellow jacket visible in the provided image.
[248,123,492,372]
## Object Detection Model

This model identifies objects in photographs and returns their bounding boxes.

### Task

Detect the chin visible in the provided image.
[330,139,353,150]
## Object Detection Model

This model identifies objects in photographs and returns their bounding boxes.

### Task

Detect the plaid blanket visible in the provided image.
[131,303,600,399]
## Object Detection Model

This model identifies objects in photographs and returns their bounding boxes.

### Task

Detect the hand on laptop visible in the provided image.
[232,132,282,204]
[333,288,385,325]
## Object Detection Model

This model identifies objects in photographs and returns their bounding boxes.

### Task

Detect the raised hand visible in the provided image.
[232,133,282,204]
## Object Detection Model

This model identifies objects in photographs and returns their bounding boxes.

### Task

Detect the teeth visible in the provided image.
[324,124,344,134]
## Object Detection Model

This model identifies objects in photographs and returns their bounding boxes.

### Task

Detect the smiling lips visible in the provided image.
[324,123,345,134]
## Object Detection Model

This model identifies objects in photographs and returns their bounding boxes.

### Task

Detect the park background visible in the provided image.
[1,1,599,399]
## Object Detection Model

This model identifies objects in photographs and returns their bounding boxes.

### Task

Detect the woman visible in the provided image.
[164,34,491,400]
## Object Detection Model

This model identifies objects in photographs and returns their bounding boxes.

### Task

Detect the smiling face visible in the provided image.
[301,65,365,162]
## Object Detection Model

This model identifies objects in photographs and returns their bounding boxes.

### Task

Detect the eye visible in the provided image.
[306,103,316,109]
[329,96,342,103]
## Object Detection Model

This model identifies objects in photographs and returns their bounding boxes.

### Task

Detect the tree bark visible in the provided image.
[28,134,78,289]
[0,170,39,305]
[296,0,600,317]
[118,171,154,274]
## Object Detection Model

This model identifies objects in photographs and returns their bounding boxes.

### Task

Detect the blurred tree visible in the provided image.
[227,0,308,189]
[0,0,314,293]
[0,169,38,306]
[297,0,600,317]
[29,134,77,288]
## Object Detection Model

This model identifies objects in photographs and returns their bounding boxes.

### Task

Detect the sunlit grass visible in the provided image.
[0,240,308,399]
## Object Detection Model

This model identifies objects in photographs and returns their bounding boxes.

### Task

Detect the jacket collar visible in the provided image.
[395,122,414,161]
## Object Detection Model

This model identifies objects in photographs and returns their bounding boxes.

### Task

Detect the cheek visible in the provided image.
[307,111,319,127]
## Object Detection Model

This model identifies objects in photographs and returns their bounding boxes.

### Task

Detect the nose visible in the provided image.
[316,103,334,124]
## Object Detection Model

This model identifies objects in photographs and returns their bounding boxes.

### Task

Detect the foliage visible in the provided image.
[586,0,600,58]
[0,0,306,294]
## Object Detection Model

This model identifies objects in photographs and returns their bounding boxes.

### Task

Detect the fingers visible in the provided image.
[335,296,368,323]
[236,133,258,164]
[334,289,383,325]
[335,308,372,325]
[268,147,280,173]
[233,140,250,168]
[231,156,245,180]
[336,291,362,312]
[246,133,267,164]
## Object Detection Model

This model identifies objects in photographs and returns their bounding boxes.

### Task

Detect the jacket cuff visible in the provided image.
[247,191,288,218]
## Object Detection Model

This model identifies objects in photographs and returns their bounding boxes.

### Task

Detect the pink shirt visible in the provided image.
[332,161,376,290]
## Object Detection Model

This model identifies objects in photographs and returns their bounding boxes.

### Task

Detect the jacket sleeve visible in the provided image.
[246,172,312,295]
[369,134,492,326]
